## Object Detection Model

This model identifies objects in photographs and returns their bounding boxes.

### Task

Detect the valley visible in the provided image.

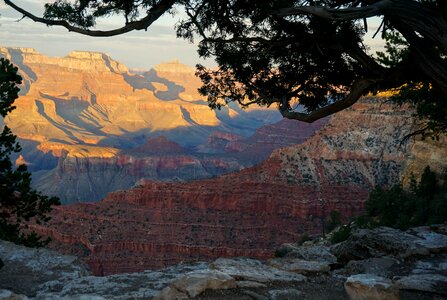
[30,98,447,275]
[0,47,324,203]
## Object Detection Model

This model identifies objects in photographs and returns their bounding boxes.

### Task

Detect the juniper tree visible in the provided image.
[0,57,60,247]
[4,0,446,135]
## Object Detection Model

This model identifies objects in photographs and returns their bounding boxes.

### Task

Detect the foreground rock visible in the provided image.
[0,240,333,299]
[344,274,398,300]
[32,98,447,275]
[332,224,447,299]
[1,224,446,299]
[0,240,88,296]
[210,258,306,283]
[331,224,447,264]
[155,270,236,299]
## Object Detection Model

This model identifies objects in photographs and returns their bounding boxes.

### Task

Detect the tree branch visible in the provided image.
[279,78,377,122]
[275,0,447,53]
[4,0,177,37]
[275,0,391,20]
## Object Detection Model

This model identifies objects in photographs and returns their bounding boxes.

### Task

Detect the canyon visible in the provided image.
[2,46,446,278]
[30,98,447,275]
[0,47,324,203]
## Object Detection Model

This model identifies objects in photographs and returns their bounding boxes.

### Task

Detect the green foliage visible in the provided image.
[376,30,446,137]
[6,0,447,136]
[376,31,409,68]
[43,0,171,27]
[330,224,352,244]
[391,82,446,139]
[325,210,342,233]
[328,166,446,244]
[364,166,447,230]
[0,58,60,248]
[0,58,21,117]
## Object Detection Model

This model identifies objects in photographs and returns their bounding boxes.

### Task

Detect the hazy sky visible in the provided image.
[0,0,385,70]
[0,0,207,69]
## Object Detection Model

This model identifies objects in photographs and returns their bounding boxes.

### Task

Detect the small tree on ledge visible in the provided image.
[0,57,60,247]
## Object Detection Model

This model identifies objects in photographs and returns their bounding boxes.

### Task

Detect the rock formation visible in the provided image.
[1,47,328,202]
[28,98,447,275]
[1,223,446,299]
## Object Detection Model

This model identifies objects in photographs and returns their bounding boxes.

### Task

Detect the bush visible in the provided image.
[330,224,352,244]
[365,166,446,230]
[329,166,446,244]
[325,210,342,232]
[0,58,60,247]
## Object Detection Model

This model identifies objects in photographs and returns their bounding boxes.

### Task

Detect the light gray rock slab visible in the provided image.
[0,240,88,296]
[331,227,437,264]
[344,274,399,300]
[236,281,267,288]
[269,258,330,275]
[35,262,209,300]
[345,257,398,276]
[210,258,306,283]
[284,245,337,264]
[395,274,447,295]
[153,286,188,300]
[0,289,29,300]
[412,231,447,253]
[241,290,268,300]
[268,288,302,300]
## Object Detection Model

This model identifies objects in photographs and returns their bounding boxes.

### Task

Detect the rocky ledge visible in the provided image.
[0,224,446,299]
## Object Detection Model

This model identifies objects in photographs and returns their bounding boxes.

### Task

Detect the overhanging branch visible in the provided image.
[4,0,177,37]
[279,79,377,122]
[275,0,391,20]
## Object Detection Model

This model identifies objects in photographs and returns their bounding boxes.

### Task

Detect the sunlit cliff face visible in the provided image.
[0,47,281,153]
[0,47,293,202]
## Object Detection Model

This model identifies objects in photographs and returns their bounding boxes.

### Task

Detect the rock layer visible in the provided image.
[31,98,447,275]
[1,47,329,202]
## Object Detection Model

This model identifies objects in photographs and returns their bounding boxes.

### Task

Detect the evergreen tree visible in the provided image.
[364,166,446,230]
[0,58,60,247]
[4,0,447,136]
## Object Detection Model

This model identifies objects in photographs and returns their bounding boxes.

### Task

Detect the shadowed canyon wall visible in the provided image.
[32,98,447,275]
[0,47,325,203]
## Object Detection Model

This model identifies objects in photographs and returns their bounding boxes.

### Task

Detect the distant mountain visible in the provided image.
[0,47,325,203]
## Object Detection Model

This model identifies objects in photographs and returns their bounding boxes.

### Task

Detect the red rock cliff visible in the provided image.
[33,98,445,276]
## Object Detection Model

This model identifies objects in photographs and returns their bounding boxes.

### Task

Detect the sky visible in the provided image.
[0,0,385,70]
[0,0,206,69]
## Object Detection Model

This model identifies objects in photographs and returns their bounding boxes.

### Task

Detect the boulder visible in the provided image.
[281,244,337,264]
[210,258,306,283]
[330,226,446,264]
[0,290,29,300]
[0,240,88,296]
[407,226,447,253]
[35,262,210,299]
[269,258,331,275]
[153,287,188,300]
[344,257,398,276]
[395,274,447,295]
[156,270,236,299]
[344,274,399,300]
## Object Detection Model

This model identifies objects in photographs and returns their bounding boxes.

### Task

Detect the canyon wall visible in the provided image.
[33,98,447,275]
[1,47,327,203]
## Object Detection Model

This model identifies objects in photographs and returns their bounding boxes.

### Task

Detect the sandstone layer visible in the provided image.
[32,98,447,275]
[1,47,328,203]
